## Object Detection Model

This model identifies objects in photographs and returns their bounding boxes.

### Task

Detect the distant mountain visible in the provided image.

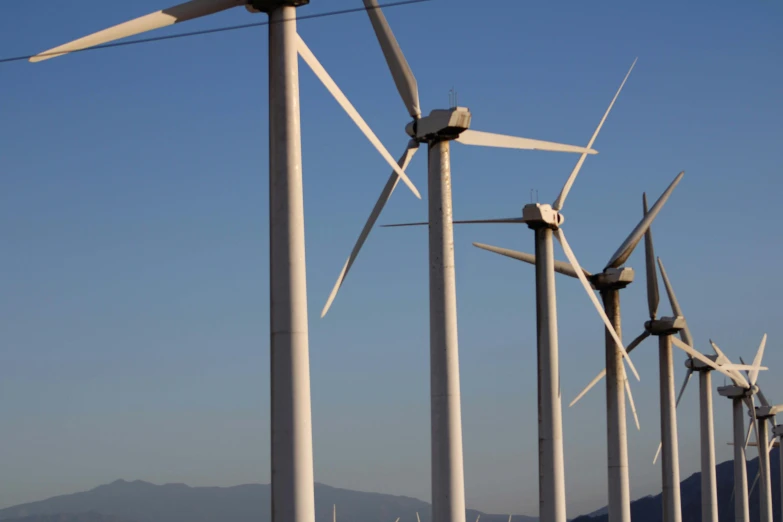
[572,447,780,522]
[0,481,537,522]
[0,513,130,522]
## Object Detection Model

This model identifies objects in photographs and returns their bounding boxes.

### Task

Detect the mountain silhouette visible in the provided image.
[572,447,780,522]
[0,481,536,522]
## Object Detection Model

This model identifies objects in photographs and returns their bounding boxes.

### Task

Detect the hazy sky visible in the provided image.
[1,0,782,518]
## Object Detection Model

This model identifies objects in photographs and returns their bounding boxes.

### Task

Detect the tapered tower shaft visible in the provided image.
[659,335,682,522]
[600,289,631,522]
[733,399,750,522]
[698,371,719,522]
[268,6,316,522]
[534,227,567,522]
[427,139,467,522]
[757,420,773,522]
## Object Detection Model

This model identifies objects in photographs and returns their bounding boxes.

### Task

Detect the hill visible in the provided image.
[0,481,537,522]
[572,447,780,522]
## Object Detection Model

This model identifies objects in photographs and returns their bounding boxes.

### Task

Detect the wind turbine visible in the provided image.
[715,335,767,522]
[736,355,778,522]
[319,4,598,522]
[28,3,424,522]
[573,218,739,522]
[384,62,643,522]
[472,173,684,522]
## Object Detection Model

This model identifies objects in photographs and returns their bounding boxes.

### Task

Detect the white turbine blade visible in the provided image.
[745,396,760,451]
[605,171,685,270]
[653,442,663,465]
[721,364,769,372]
[416,513,421,522]
[654,368,693,464]
[755,383,771,408]
[624,366,641,431]
[569,330,650,407]
[383,217,527,227]
[321,141,418,317]
[722,347,751,386]
[455,130,597,155]
[656,256,693,346]
[472,243,589,279]
[362,0,420,118]
[296,35,421,200]
[333,505,336,522]
[671,337,746,386]
[554,229,640,381]
[508,515,512,522]
[643,195,660,320]
[749,469,761,496]
[749,333,767,386]
[552,58,637,211]
[30,0,245,62]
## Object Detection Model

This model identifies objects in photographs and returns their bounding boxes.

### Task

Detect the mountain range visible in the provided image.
[0,448,778,522]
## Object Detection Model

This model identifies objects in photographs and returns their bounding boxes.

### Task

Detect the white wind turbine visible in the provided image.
[385,63,643,522]
[736,356,778,522]
[28,3,424,522]
[472,173,685,522]
[572,217,740,522]
[320,4,598,522]
[714,335,768,522]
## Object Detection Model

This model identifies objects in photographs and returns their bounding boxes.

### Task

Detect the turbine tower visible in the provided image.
[384,62,645,522]
[473,173,685,522]
[715,335,767,522]
[27,3,425,522]
[320,4,597,522]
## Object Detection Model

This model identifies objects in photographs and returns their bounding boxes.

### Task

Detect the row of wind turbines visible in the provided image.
[26,1,780,522]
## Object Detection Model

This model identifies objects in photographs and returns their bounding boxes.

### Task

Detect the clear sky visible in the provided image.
[1,0,782,518]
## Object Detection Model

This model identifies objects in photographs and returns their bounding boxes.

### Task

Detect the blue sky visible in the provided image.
[1,0,782,518]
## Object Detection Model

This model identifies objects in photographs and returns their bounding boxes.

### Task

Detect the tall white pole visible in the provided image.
[659,335,682,522]
[268,6,316,522]
[757,420,773,522]
[778,434,782,522]
[534,226,566,522]
[427,139,467,522]
[733,399,750,522]
[601,289,631,522]
[698,371,719,522]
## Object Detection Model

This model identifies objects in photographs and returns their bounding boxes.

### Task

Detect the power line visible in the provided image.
[0,0,430,65]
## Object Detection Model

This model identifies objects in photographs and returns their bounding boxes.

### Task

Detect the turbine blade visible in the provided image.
[554,229,640,381]
[605,171,684,269]
[657,256,694,346]
[472,243,589,279]
[552,58,637,211]
[756,384,771,409]
[654,368,693,464]
[296,35,421,199]
[321,141,419,317]
[455,130,597,154]
[745,412,754,449]
[362,0,420,118]
[749,333,767,386]
[569,330,650,407]
[30,0,245,62]
[721,364,769,372]
[643,195,660,320]
[624,366,641,431]
[671,337,746,386]
[745,396,760,452]
[749,469,761,496]
[383,217,527,227]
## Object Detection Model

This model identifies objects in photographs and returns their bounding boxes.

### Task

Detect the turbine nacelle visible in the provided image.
[685,353,724,370]
[774,425,783,438]
[246,0,309,13]
[591,266,634,290]
[522,203,564,229]
[644,315,686,336]
[718,384,756,398]
[405,107,471,141]
[754,405,783,419]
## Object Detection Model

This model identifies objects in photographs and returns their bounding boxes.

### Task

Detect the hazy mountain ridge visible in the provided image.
[0,480,537,522]
[0,513,131,522]
[572,447,780,522]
